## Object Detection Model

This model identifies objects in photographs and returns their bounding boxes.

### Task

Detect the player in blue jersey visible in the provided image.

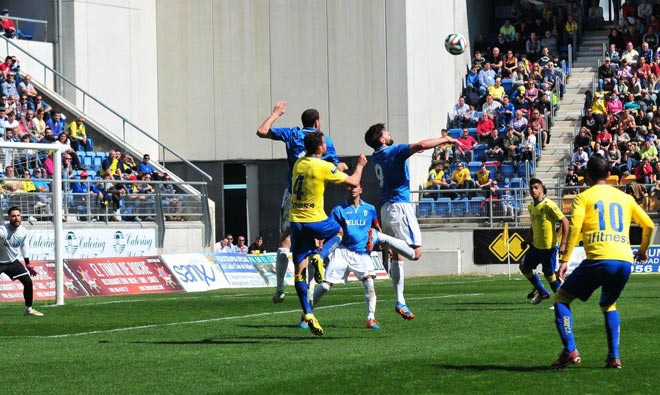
[551,155,653,369]
[364,123,463,319]
[290,131,367,335]
[312,184,420,329]
[257,100,347,313]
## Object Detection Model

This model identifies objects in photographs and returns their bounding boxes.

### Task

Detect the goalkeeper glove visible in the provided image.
[26,263,37,277]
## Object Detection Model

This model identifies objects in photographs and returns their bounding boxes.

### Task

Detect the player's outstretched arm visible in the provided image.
[410,136,463,154]
[256,100,287,139]
[344,154,368,187]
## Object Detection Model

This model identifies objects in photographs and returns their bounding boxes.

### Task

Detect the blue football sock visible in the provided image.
[525,272,548,294]
[294,279,312,315]
[604,310,621,359]
[320,234,342,261]
[554,302,576,352]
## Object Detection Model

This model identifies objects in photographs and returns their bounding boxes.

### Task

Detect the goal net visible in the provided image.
[0,141,65,305]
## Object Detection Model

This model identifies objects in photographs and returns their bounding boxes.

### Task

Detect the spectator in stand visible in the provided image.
[605,44,621,69]
[511,63,529,91]
[614,127,632,151]
[574,127,593,156]
[635,157,654,184]
[0,9,16,38]
[606,92,623,116]
[471,51,486,71]
[503,126,522,161]
[502,50,518,78]
[524,80,539,103]
[45,111,65,137]
[31,96,52,119]
[526,32,542,61]
[425,162,449,198]
[482,94,502,123]
[478,62,496,96]
[54,132,84,170]
[623,24,642,48]
[137,153,162,179]
[0,56,12,79]
[38,126,55,144]
[435,129,454,162]
[213,238,230,253]
[635,58,651,87]
[455,128,478,162]
[537,47,552,68]
[622,141,640,174]
[476,112,495,144]
[564,13,578,45]
[607,142,623,176]
[500,19,516,41]
[596,127,613,150]
[564,166,579,195]
[452,96,471,129]
[510,110,528,135]
[1,165,23,192]
[101,149,122,179]
[638,90,655,122]
[510,32,527,57]
[513,88,532,113]
[529,109,548,149]
[621,41,639,64]
[18,75,37,105]
[487,78,506,102]
[593,142,606,158]
[475,163,494,193]
[486,129,505,162]
[590,92,608,125]
[4,111,18,136]
[247,236,266,254]
[120,153,137,176]
[640,138,659,162]
[618,108,637,136]
[95,173,126,221]
[638,0,653,23]
[65,116,93,152]
[465,65,479,90]
[71,170,97,221]
[1,72,18,98]
[497,96,515,128]
[488,47,504,76]
[587,0,604,27]
[598,58,617,92]
[449,162,474,199]
[236,236,248,254]
[639,41,655,64]
[159,173,182,221]
[572,146,589,175]
[540,30,558,56]
[30,109,46,141]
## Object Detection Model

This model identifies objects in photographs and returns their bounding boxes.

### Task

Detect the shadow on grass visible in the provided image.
[117,334,352,345]
[433,363,552,372]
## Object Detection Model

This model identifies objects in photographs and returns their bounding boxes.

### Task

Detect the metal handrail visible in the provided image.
[0,35,212,182]
[2,15,48,39]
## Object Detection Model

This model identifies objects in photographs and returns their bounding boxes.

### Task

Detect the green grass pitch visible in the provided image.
[1,275,659,394]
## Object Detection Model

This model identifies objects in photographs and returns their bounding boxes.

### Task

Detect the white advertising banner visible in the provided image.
[160,253,230,292]
[27,228,157,260]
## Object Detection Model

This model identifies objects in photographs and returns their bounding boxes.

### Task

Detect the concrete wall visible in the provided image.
[61,0,159,156]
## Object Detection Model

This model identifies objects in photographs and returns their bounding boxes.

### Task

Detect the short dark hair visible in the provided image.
[300,109,319,128]
[586,154,609,181]
[304,131,325,155]
[364,123,386,149]
[7,206,20,216]
[529,177,547,194]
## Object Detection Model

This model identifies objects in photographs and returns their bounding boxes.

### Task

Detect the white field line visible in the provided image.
[1,293,483,339]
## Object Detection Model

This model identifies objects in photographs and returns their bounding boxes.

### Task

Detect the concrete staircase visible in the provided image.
[534,29,607,193]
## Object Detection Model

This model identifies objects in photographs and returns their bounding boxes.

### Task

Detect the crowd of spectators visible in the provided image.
[574,0,660,207]
[213,234,256,255]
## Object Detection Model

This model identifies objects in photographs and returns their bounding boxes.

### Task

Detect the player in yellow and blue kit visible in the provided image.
[520,178,569,304]
[257,100,346,307]
[551,155,653,369]
[312,184,420,329]
[290,131,367,336]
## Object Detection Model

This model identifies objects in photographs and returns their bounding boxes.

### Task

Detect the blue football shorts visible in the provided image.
[290,218,341,265]
[561,259,632,307]
[521,245,558,275]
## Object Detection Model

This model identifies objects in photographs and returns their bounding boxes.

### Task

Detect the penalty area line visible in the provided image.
[3,293,483,339]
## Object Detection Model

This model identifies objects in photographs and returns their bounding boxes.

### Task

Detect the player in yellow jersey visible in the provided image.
[520,178,569,304]
[290,131,367,336]
[551,155,654,369]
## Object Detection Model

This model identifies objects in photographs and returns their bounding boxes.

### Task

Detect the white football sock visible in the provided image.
[363,277,376,320]
[312,281,331,307]
[390,260,405,304]
[376,231,416,260]
[275,248,289,292]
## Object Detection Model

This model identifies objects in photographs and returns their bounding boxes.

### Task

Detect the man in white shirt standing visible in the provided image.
[0,206,43,316]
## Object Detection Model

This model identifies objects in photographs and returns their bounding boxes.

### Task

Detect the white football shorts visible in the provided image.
[324,246,376,284]
[380,202,422,247]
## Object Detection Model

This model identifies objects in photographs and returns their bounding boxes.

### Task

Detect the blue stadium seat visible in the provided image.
[451,198,468,217]
[472,145,488,162]
[468,161,482,175]
[467,196,485,217]
[434,198,451,217]
[501,79,513,97]
[92,156,103,171]
[467,127,478,137]
[448,128,462,139]
[417,198,434,217]
[500,163,515,179]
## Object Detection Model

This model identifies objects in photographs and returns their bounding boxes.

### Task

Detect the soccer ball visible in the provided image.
[444,33,467,55]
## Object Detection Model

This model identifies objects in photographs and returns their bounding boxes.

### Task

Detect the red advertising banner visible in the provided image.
[0,261,89,302]
[65,256,184,296]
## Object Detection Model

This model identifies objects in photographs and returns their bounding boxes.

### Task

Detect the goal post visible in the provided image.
[0,141,65,305]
